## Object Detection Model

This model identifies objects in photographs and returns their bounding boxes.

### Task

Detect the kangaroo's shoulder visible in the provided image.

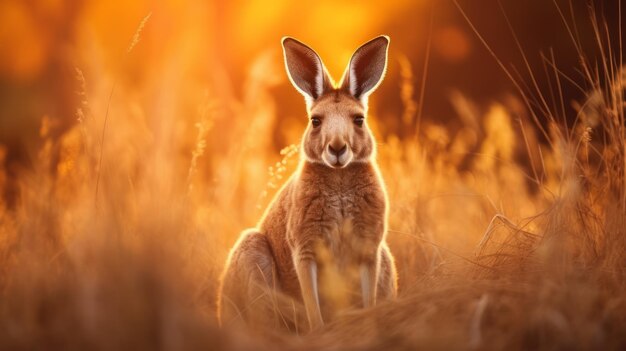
[258,173,297,228]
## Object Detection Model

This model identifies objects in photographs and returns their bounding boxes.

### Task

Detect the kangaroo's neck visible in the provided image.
[297,160,381,188]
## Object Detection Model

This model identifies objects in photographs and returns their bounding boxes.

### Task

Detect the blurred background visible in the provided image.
[0,0,620,196]
[0,1,625,348]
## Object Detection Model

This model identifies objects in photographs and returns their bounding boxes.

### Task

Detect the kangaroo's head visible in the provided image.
[282,36,389,169]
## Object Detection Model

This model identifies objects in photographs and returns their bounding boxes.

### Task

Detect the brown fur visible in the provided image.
[218,36,397,332]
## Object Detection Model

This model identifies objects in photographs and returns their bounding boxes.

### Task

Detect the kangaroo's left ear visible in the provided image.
[341,35,390,101]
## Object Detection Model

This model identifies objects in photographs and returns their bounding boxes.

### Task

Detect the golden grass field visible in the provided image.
[0,0,624,349]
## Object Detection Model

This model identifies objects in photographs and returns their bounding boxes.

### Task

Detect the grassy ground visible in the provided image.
[0,3,625,350]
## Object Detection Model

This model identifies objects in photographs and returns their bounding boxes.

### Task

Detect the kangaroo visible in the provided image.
[218,36,397,332]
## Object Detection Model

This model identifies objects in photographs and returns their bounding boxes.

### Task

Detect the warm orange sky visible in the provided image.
[0,0,620,164]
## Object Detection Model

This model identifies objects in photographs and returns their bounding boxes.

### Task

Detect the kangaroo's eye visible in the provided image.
[311,116,322,128]
[353,115,364,127]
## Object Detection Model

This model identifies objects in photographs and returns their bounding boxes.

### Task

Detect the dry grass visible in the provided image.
[0,2,625,350]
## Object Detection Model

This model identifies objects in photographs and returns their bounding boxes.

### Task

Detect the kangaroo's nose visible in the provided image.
[328,143,347,157]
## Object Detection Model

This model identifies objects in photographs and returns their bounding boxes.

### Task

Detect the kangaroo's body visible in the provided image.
[218,36,397,332]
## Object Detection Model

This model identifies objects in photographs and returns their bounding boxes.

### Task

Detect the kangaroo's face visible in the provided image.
[303,91,372,168]
[282,36,389,168]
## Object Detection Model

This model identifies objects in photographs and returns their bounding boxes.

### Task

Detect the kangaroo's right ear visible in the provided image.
[340,36,389,102]
[282,37,332,101]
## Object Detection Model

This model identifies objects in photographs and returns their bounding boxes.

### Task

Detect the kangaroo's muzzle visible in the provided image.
[323,141,353,168]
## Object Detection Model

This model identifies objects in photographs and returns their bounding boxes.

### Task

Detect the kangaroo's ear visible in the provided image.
[282,37,332,101]
[341,36,389,101]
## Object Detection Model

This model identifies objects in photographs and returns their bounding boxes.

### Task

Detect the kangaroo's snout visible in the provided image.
[323,137,353,168]
[328,142,347,157]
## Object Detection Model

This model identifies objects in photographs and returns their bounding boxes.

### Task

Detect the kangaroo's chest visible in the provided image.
[284,163,387,264]
[315,183,385,265]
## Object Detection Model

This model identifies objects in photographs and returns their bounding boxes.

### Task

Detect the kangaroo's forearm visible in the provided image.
[295,256,324,330]
[360,255,379,308]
